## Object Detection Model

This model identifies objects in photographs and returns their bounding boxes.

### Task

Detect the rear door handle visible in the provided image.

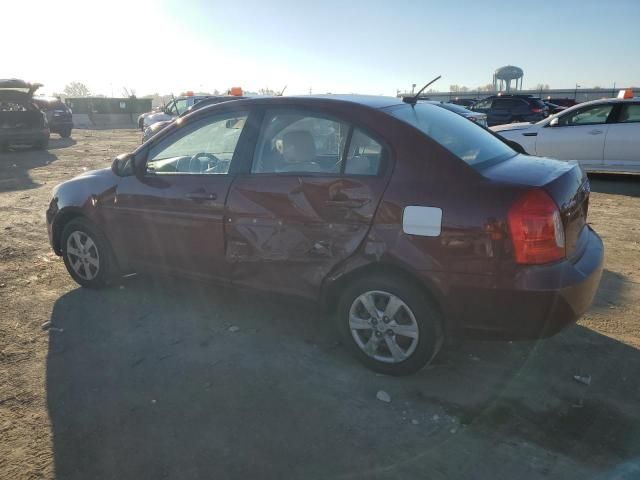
[588,129,603,135]
[185,191,217,201]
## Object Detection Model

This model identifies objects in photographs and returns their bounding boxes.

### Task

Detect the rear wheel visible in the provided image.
[61,218,116,288]
[60,128,72,138]
[336,273,443,375]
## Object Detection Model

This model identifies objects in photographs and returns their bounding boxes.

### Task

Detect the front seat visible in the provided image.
[278,130,319,172]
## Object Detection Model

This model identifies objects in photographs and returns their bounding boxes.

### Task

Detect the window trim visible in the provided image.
[142,109,251,177]
[249,106,389,178]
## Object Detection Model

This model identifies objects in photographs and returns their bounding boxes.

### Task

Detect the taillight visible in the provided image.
[531,108,543,113]
[508,189,565,264]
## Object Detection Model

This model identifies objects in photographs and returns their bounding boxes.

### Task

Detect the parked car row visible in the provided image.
[47,94,604,375]
[493,91,640,174]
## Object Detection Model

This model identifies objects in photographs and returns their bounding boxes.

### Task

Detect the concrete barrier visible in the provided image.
[72,113,137,128]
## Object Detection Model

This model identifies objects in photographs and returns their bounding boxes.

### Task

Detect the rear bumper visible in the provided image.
[435,226,604,340]
[49,119,73,133]
[0,128,49,146]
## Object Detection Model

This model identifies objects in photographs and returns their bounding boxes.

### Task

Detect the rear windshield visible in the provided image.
[434,102,470,114]
[530,98,546,109]
[387,102,515,167]
[34,99,66,111]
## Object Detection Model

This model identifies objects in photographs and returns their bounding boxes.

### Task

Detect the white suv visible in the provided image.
[492,92,640,174]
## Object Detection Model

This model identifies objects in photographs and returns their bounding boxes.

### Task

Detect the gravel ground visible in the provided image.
[1,130,639,480]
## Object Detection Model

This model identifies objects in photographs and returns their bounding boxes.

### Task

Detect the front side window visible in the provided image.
[174,99,189,115]
[559,104,613,126]
[252,110,349,174]
[387,102,515,167]
[146,112,248,175]
[618,104,640,123]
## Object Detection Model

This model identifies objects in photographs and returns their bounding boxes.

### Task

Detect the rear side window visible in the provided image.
[618,104,640,123]
[493,98,516,109]
[252,110,349,174]
[387,103,515,167]
[345,129,383,176]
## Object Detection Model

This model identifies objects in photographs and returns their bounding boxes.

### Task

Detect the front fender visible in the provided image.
[47,168,120,253]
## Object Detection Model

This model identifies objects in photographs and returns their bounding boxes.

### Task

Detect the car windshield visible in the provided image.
[387,102,515,167]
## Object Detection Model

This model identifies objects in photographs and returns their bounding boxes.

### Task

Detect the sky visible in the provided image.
[2,0,639,97]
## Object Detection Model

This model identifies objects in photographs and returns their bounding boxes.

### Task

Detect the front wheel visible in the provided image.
[61,218,116,288]
[60,128,72,138]
[336,274,443,376]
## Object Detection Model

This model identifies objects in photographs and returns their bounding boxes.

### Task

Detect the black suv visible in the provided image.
[471,95,549,126]
[33,97,73,138]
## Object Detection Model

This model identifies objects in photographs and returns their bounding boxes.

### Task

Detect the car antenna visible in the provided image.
[277,85,287,96]
[403,75,442,105]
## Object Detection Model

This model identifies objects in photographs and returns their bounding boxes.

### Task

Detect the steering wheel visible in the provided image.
[189,152,220,173]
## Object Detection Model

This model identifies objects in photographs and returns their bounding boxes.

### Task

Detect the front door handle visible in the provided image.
[185,191,217,201]
[588,129,603,135]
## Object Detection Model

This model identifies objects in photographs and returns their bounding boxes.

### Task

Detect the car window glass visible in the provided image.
[345,129,383,176]
[252,110,349,174]
[473,99,492,110]
[174,99,189,115]
[618,104,640,123]
[146,112,248,175]
[493,99,512,109]
[388,102,515,167]
[559,104,613,126]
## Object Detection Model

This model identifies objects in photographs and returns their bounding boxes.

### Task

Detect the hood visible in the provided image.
[0,79,42,102]
[490,122,534,133]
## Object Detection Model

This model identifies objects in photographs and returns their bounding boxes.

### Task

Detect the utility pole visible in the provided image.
[574,83,580,100]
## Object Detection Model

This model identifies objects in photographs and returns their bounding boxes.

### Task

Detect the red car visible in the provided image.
[46,95,603,375]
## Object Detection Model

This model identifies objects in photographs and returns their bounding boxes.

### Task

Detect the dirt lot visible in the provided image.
[1,130,639,479]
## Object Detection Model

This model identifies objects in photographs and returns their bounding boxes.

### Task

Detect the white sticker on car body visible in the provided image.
[402,206,442,237]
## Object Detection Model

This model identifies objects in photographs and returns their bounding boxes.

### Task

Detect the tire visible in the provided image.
[61,218,117,288]
[336,273,443,376]
[60,128,72,138]
[138,118,144,130]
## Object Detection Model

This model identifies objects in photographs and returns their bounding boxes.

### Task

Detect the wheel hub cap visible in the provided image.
[66,230,100,281]
[348,290,420,364]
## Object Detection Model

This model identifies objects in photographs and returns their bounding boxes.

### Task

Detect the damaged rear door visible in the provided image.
[225,107,391,300]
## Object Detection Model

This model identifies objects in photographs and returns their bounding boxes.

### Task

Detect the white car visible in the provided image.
[492,92,640,174]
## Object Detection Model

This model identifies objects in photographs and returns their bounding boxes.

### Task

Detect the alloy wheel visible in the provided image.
[348,290,419,363]
[66,230,100,281]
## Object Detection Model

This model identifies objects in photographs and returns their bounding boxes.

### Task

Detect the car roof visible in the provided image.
[281,94,405,109]
[559,97,640,112]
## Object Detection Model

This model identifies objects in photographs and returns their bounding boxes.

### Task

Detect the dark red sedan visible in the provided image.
[46,95,603,375]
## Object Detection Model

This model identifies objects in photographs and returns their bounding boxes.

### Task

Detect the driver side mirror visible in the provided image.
[111,153,136,177]
[549,117,560,127]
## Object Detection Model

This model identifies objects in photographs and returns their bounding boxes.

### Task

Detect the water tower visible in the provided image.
[493,65,524,92]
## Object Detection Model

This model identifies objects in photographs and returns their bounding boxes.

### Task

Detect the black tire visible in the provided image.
[336,273,443,376]
[61,218,117,288]
[60,128,72,138]
[138,118,144,130]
